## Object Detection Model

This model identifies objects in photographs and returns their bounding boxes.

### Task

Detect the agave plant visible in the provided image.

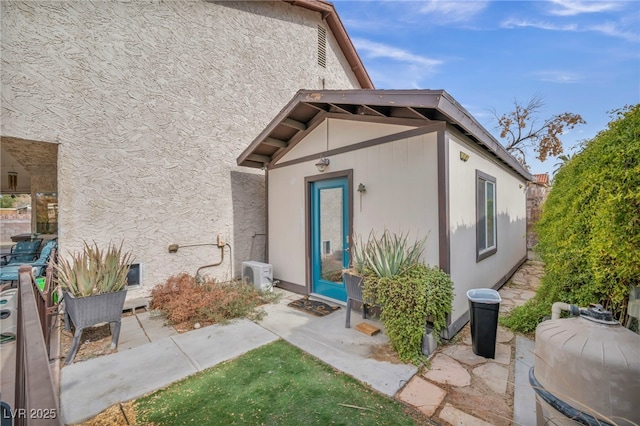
[56,241,132,297]
[353,230,426,278]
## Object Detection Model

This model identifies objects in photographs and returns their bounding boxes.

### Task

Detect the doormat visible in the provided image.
[287,298,340,317]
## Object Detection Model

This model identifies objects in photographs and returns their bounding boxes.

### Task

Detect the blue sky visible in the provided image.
[332,0,640,176]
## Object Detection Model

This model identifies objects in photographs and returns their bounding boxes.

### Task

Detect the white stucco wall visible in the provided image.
[1,0,361,290]
[269,120,439,289]
[448,130,527,324]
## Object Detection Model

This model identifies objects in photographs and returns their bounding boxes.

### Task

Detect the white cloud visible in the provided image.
[588,22,639,42]
[532,71,582,83]
[547,0,624,16]
[418,0,489,23]
[501,18,638,41]
[353,38,443,69]
[501,18,578,31]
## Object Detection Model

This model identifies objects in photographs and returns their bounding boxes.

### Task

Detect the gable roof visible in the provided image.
[287,0,373,89]
[237,89,533,181]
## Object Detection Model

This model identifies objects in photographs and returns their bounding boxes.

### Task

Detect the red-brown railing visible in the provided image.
[14,264,61,425]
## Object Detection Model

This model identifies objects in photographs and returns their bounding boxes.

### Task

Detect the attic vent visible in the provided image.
[317,25,327,68]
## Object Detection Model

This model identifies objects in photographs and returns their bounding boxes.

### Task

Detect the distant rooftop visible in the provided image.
[533,173,550,185]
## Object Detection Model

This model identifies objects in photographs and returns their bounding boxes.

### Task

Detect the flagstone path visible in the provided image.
[396,259,544,425]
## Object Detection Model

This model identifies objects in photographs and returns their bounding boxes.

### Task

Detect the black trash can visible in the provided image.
[467,288,502,359]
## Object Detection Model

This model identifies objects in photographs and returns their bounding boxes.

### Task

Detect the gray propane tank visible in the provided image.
[530,304,640,425]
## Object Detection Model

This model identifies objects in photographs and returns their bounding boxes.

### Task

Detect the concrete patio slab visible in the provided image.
[60,338,198,424]
[171,319,278,371]
[117,315,150,350]
[257,299,417,397]
[136,311,178,341]
[514,335,536,426]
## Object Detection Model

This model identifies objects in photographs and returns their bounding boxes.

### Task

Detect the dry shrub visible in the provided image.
[150,273,277,327]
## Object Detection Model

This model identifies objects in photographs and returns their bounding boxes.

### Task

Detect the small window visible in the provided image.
[322,240,331,255]
[317,25,327,68]
[476,171,497,261]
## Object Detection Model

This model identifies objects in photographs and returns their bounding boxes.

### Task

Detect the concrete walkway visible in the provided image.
[58,259,543,425]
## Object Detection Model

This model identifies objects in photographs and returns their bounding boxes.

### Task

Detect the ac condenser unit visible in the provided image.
[242,261,273,292]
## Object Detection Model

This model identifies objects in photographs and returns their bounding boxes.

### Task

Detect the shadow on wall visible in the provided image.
[449,211,527,281]
[230,170,266,276]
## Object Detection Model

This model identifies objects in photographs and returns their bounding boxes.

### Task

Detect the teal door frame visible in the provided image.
[305,169,353,302]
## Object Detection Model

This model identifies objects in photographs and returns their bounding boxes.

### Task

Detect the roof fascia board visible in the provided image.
[237,91,306,166]
[300,90,443,108]
[436,92,533,180]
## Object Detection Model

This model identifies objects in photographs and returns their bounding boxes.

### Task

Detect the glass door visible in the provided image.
[310,177,349,301]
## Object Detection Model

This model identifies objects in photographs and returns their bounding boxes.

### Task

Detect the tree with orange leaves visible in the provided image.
[494,96,585,168]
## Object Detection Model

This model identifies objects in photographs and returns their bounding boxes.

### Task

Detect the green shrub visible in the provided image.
[363,264,454,364]
[504,105,640,332]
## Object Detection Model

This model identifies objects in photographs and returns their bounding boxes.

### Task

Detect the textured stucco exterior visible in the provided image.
[1,1,362,290]
[269,119,439,290]
[448,130,527,324]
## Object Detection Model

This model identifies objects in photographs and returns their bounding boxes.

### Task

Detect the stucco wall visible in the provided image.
[1,1,361,290]
[269,119,439,289]
[448,131,527,324]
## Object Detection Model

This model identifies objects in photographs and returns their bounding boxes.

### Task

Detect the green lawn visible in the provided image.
[135,339,428,425]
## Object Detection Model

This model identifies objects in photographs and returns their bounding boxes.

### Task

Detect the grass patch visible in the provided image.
[135,340,426,425]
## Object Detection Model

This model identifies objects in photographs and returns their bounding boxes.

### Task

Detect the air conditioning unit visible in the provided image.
[242,261,273,292]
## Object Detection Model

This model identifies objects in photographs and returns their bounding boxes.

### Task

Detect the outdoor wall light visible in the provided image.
[460,151,470,162]
[315,157,330,172]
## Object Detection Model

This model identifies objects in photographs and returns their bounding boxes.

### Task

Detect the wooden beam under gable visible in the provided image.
[264,138,288,148]
[247,154,271,164]
[282,118,307,131]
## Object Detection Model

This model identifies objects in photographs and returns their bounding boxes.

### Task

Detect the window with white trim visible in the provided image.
[476,171,497,261]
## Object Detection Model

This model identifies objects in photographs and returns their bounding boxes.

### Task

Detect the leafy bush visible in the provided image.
[504,105,640,331]
[150,273,279,327]
[363,264,453,364]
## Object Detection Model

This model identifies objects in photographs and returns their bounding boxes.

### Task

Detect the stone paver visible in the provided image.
[442,344,487,366]
[397,376,446,417]
[519,290,537,300]
[473,362,510,394]
[439,403,492,426]
[496,326,514,343]
[423,354,471,387]
[492,343,512,365]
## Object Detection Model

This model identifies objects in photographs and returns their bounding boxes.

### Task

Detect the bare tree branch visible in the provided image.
[493,96,586,164]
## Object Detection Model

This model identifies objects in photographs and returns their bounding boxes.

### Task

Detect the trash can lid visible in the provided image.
[466,288,502,303]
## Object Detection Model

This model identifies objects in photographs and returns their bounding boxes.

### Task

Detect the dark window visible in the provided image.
[476,171,497,261]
